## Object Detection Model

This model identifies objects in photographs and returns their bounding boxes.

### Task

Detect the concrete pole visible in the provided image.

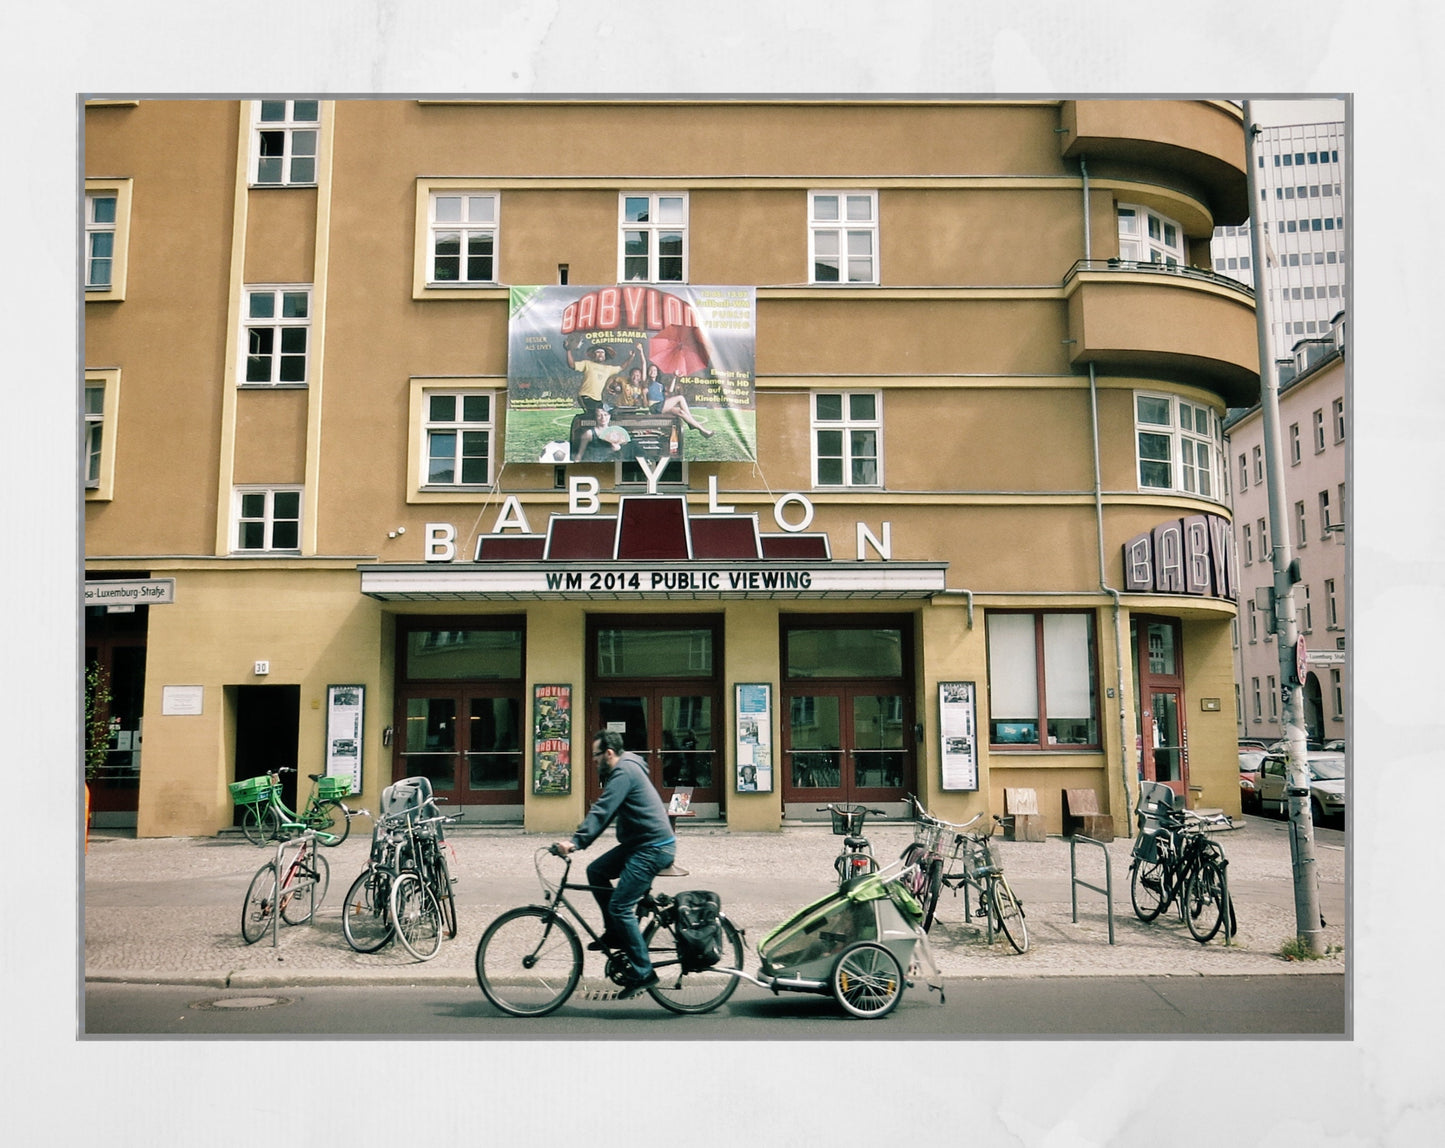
[1242,101,1325,955]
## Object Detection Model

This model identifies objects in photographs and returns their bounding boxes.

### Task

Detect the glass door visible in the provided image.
[590,689,719,805]
[397,689,523,804]
[1132,616,1188,801]
[782,688,910,804]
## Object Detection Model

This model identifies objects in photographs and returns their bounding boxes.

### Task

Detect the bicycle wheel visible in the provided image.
[475,907,583,1018]
[241,804,270,846]
[389,871,443,960]
[989,876,1029,953]
[1130,857,1168,922]
[241,863,278,944]
[831,941,905,1019]
[919,858,945,933]
[280,850,330,925]
[1185,856,1228,943]
[644,915,743,1015]
[341,868,394,952]
[314,801,350,846]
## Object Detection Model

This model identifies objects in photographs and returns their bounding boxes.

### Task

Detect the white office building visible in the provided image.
[1211,118,1346,354]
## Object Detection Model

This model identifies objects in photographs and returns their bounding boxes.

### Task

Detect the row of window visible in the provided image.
[1248,668,1345,722]
[1273,216,1344,233]
[421,188,881,287]
[85,379,1226,544]
[1274,285,1344,301]
[1272,183,1343,201]
[1238,484,1346,566]
[1274,250,1344,268]
[1236,400,1344,496]
[1242,577,1342,644]
[1262,149,1340,167]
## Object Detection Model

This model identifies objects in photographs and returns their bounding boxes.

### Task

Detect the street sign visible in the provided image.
[1295,636,1308,685]
[1307,650,1346,666]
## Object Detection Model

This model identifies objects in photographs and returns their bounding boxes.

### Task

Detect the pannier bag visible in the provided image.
[673,890,725,971]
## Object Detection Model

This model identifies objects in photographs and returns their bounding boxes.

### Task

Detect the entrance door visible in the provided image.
[1132,617,1187,800]
[589,689,719,806]
[235,685,300,819]
[397,688,522,805]
[782,687,911,803]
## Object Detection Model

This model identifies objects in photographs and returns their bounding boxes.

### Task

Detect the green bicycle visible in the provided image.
[229,766,359,847]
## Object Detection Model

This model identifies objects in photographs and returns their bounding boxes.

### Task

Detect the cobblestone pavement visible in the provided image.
[83,816,1347,988]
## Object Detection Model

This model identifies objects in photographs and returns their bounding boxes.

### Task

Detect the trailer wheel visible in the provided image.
[830,942,905,1019]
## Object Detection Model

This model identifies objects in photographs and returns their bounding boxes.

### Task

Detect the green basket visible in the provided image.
[228,775,277,806]
[315,775,351,800]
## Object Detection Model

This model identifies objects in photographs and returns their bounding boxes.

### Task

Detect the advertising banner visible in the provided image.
[506,285,756,464]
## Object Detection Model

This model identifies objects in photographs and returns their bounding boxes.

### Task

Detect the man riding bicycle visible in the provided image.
[553,730,677,998]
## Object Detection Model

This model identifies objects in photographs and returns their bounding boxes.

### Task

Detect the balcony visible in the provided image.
[1062,260,1260,406]
[1060,100,1249,226]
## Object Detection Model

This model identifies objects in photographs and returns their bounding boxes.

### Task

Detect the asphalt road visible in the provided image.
[84,974,1345,1038]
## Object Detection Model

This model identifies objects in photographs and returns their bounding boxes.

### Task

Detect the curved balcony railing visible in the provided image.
[1062,258,1254,299]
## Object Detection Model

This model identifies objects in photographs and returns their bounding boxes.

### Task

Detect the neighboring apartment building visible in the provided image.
[84,98,1257,837]
[1210,118,1346,353]
[1224,312,1348,746]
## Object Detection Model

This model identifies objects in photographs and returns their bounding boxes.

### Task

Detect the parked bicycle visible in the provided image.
[388,811,462,961]
[474,845,744,1018]
[1129,780,1236,944]
[240,830,330,944]
[818,803,886,886]
[228,766,360,847]
[901,797,1028,952]
[340,812,408,953]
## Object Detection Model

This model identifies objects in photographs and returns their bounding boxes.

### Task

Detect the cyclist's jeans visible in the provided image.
[586,842,675,978]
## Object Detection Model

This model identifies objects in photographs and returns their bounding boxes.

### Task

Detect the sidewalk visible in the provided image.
[82,817,1347,989]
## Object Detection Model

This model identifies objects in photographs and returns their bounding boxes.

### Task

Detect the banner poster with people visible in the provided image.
[532,683,572,796]
[506,285,756,465]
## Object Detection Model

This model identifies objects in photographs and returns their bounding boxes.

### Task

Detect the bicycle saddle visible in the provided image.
[843,835,870,849]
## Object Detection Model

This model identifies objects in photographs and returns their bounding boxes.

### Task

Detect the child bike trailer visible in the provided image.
[746,872,943,1018]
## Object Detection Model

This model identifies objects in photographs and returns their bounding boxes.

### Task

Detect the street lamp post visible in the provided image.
[1243,101,1325,955]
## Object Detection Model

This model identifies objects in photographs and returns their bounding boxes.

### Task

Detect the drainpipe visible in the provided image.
[1081,157,1137,831]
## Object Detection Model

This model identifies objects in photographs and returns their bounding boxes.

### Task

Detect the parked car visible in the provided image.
[1266,738,1327,753]
[1238,750,1267,813]
[1238,737,1271,752]
[1257,751,1346,825]
[1323,739,1346,754]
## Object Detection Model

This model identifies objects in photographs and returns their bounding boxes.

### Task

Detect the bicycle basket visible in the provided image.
[228,776,276,805]
[830,805,866,836]
[315,774,351,800]
[912,818,947,853]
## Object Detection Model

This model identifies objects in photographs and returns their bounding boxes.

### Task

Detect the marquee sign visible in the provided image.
[1122,512,1236,601]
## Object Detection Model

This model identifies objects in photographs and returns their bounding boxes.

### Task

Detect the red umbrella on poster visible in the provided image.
[647,322,710,377]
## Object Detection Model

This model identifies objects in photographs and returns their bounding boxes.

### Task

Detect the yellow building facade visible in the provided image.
[84,98,1256,838]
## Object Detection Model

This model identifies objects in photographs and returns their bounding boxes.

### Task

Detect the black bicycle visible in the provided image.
[902,800,1028,952]
[474,847,744,1018]
[1128,781,1236,944]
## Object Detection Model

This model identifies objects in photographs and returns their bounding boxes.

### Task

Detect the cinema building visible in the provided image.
[84,98,1256,837]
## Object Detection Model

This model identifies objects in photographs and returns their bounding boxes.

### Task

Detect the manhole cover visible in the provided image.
[189,996,292,1011]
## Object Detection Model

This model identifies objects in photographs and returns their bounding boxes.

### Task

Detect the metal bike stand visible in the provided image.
[268,835,316,948]
[1068,835,1115,945]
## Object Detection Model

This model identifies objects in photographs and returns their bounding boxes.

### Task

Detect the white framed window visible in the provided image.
[1319,489,1332,535]
[1134,393,1220,498]
[1289,423,1301,464]
[812,391,882,488]
[1257,517,1268,557]
[1267,675,1278,720]
[1313,409,1326,452]
[242,286,311,385]
[1325,578,1339,628]
[1300,584,1313,633]
[809,191,878,284]
[83,369,120,500]
[1117,203,1186,266]
[429,192,498,285]
[1238,453,1248,490]
[1242,524,1253,564]
[85,193,117,289]
[1251,677,1262,720]
[986,611,1099,749]
[1333,397,1345,442]
[1248,600,1258,642]
[83,179,132,300]
[1330,669,1344,719]
[251,99,319,186]
[232,487,302,552]
[422,391,496,487]
[619,193,687,283]
[1253,445,1264,484]
[1295,500,1308,547]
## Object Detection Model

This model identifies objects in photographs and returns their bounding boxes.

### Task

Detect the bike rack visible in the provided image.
[266,835,317,948]
[1068,835,1115,945]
